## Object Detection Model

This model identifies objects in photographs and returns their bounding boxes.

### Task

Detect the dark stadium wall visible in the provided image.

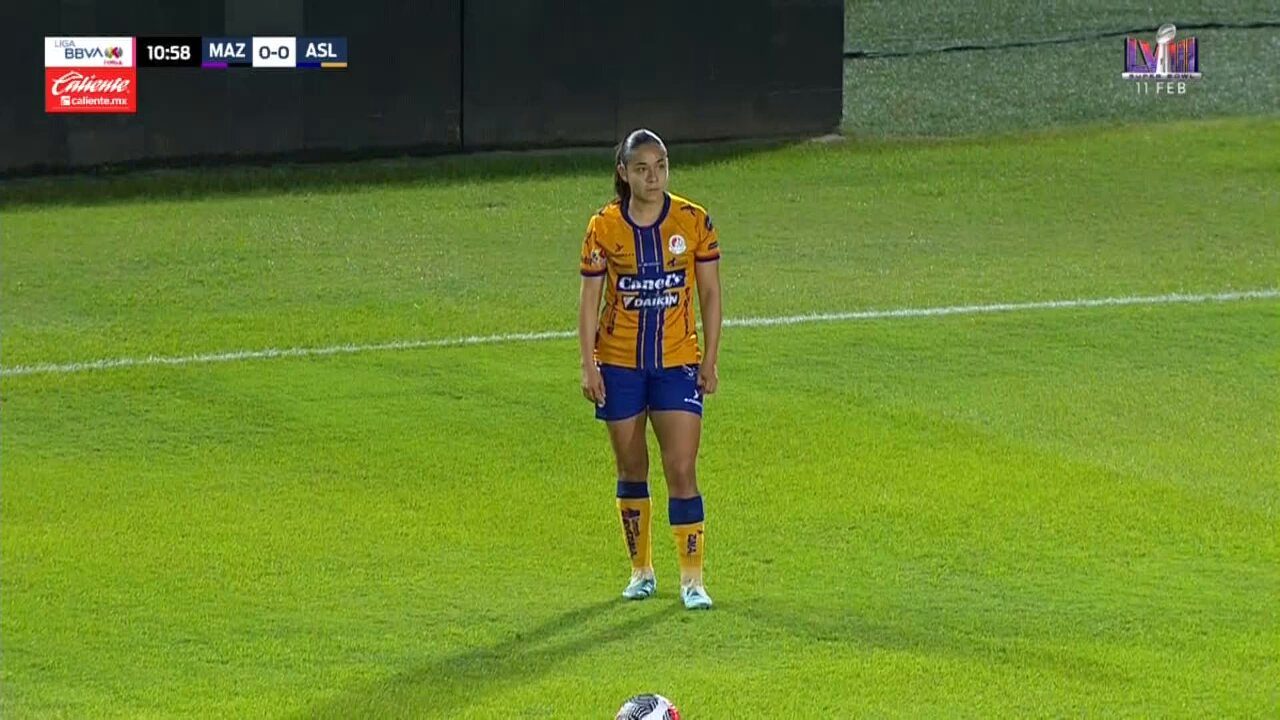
[0,0,842,176]
[461,0,843,149]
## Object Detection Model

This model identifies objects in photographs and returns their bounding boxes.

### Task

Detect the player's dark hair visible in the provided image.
[614,128,667,201]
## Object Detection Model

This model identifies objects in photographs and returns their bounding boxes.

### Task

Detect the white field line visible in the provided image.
[2,289,1275,378]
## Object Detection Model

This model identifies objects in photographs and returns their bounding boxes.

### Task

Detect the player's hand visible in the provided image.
[582,364,607,406]
[698,363,718,395]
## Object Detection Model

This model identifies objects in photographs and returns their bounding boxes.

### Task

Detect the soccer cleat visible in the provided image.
[622,571,657,600]
[680,583,713,610]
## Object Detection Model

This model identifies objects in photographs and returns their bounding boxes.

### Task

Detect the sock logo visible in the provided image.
[685,530,702,556]
[621,509,642,558]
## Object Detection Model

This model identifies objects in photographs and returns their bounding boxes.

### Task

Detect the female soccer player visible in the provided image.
[578,129,722,610]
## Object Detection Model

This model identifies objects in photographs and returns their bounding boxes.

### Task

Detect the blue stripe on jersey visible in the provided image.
[642,226,657,370]
[650,227,665,369]
[624,195,672,370]
[632,223,646,369]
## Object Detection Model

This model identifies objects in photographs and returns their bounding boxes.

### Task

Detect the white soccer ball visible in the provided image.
[615,693,681,720]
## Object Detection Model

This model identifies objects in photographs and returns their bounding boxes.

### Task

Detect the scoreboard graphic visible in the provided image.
[45,35,348,114]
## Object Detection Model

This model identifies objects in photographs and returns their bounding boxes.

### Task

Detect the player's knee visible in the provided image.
[664,459,698,496]
[615,454,649,482]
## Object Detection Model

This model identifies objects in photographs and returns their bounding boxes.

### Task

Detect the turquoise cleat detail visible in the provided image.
[680,584,713,610]
[622,572,656,600]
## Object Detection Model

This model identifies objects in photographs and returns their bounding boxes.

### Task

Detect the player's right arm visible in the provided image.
[579,216,608,405]
[579,275,606,405]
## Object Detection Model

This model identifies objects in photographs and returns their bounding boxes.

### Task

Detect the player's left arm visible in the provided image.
[694,258,721,394]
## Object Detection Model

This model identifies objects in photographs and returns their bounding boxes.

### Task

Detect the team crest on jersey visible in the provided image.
[668,234,687,255]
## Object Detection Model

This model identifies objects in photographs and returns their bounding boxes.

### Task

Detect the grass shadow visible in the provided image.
[302,598,679,719]
[0,137,800,211]
[726,596,1122,688]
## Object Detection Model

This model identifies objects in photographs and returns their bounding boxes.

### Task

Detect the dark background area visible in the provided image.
[0,0,842,177]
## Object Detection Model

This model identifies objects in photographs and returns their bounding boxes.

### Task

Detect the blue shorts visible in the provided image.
[595,364,703,421]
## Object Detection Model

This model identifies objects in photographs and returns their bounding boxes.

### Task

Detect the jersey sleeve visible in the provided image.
[694,208,720,262]
[579,215,608,277]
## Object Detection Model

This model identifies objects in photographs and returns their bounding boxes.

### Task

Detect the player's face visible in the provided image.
[619,145,668,204]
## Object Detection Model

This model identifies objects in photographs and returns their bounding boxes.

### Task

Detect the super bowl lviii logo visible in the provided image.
[1123,24,1201,95]
[45,37,137,113]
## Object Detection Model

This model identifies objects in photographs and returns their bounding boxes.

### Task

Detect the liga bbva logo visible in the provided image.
[45,37,137,114]
[1122,24,1201,79]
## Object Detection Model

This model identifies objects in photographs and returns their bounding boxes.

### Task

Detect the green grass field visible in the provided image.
[2,116,1277,717]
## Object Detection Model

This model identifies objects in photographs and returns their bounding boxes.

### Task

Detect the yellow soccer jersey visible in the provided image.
[579,192,720,369]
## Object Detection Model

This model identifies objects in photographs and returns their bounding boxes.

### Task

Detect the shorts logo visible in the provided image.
[683,385,703,408]
[668,234,687,255]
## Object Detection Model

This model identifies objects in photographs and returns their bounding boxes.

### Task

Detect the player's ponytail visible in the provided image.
[613,155,629,202]
[614,128,666,201]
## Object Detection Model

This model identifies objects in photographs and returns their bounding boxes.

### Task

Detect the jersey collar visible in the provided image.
[622,192,671,230]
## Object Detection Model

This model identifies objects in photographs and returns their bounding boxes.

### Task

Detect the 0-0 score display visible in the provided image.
[134,36,348,68]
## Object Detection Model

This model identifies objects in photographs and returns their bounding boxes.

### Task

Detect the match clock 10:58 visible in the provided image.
[137,37,201,67]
